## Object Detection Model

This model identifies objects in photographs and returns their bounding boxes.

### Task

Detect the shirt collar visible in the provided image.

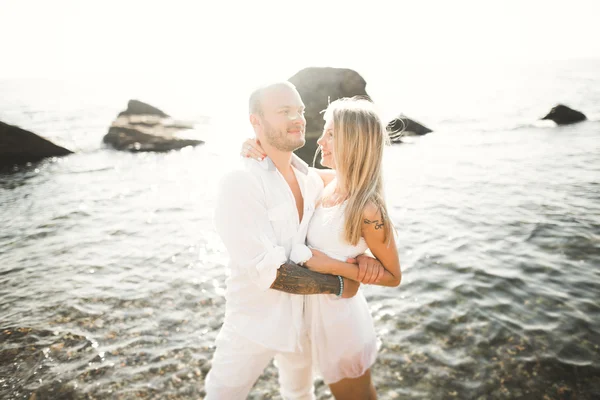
[255,153,309,175]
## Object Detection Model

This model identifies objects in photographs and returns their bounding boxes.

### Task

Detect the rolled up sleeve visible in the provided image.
[214,169,287,291]
[289,243,312,265]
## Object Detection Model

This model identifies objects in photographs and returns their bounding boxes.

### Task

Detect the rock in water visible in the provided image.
[0,120,73,168]
[387,115,433,143]
[289,67,370,132]
[103,100,203,152]
[118,99,170,118]
[541,104,587,125]
[288,67,369,165]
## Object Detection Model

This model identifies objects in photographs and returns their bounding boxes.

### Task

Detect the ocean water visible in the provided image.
[1,59,599,399]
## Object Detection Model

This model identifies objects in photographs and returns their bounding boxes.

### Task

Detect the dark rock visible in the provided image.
[541,104,586,125]
[117,99,170,118]
[104,101,203,152]
[387,115,433,143]
[0,120,73,167]
[288,67,369,165]
[104,126,202,152]
[289,67,369,132]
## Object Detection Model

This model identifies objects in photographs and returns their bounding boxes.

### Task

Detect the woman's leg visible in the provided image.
[328,369,377,400]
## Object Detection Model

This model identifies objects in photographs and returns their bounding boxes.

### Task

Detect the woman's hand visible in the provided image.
[240,138,266,161]
[347,254,385,284]
[304,248,338,275]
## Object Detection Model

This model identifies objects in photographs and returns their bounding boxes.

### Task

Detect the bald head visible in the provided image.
[248,81,306,153]
[249,81,298,116]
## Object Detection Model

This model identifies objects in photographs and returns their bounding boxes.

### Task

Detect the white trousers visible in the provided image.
[205,323,315,400]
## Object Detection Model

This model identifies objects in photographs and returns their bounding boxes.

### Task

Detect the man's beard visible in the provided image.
[263,121,305,152]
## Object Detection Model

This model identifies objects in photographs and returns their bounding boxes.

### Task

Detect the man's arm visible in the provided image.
[214,168,359,297]
[271,261,359,298]
[271,261,339,294]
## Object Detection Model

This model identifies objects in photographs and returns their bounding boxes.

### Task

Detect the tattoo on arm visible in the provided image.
[270,262,340,295]
[364,219,384,230]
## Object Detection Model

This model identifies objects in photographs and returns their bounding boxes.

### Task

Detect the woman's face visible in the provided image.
[317,118,336,169]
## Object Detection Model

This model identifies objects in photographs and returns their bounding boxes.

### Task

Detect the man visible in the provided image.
[206,82,380,399]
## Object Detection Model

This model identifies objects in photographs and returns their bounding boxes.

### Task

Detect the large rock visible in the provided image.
[387,115,433,143]
[541,104,587,125]
[103,100,203,152]
[288,67,369,165]
[0,120,73,168]
[289,67,370,132]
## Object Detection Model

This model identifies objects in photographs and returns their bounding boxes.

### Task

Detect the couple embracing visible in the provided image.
[206,81,401,400]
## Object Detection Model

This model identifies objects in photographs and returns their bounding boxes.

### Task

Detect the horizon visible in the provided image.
[1,0,600,82]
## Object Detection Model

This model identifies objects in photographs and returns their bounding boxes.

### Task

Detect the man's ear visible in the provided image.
[249,114,261,129]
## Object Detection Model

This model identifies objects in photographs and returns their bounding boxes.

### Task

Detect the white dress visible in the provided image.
[304,201,379,384]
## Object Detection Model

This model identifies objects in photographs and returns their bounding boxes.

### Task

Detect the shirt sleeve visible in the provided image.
[289,243,312,265]
[214,169,287,291]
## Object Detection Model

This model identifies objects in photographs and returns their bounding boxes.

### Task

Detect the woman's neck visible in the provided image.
[333,178,348,197]
[324,178,349,202]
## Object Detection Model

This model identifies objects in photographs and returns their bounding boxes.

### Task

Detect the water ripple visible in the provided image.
[2,90,600,398]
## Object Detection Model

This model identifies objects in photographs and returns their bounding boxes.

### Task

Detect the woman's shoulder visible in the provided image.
[309,167,336,187]
[362,201,382,220]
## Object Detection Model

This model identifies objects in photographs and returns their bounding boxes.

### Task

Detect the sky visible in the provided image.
[1,0,599,82]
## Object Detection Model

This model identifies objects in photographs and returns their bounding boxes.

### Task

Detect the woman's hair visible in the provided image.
[318,97,393,245]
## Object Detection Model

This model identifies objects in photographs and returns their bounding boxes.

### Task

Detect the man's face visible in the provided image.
[256,86,306,152]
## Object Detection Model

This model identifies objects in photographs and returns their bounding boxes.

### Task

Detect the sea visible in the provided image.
[1,58,599,399]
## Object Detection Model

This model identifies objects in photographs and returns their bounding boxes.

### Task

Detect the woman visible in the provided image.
[242,97,401,399]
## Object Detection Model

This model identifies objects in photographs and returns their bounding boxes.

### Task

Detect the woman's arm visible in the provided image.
[241,138,266,160]
[303,248,362,281]
[309,167,336,187]
[360,204,402,287]
[303,248,389,285]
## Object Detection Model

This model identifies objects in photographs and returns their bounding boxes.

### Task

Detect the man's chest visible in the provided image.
[262,173,320,240]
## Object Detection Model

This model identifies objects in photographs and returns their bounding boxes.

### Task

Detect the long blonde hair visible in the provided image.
[318,97,392,246]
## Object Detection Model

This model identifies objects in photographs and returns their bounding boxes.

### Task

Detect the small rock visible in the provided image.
[200,360,212,374]
[541,104,586,125]
[387,115,433,141]
[50,342,65,352]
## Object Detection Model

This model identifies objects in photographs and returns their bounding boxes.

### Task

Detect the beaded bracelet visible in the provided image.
[336,275,344,297]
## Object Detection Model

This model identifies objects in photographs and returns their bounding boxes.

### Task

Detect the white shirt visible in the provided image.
[214,155,324,352]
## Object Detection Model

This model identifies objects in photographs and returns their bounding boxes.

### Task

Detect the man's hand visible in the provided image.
[341,277,360,298]
[347,254,385,284]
